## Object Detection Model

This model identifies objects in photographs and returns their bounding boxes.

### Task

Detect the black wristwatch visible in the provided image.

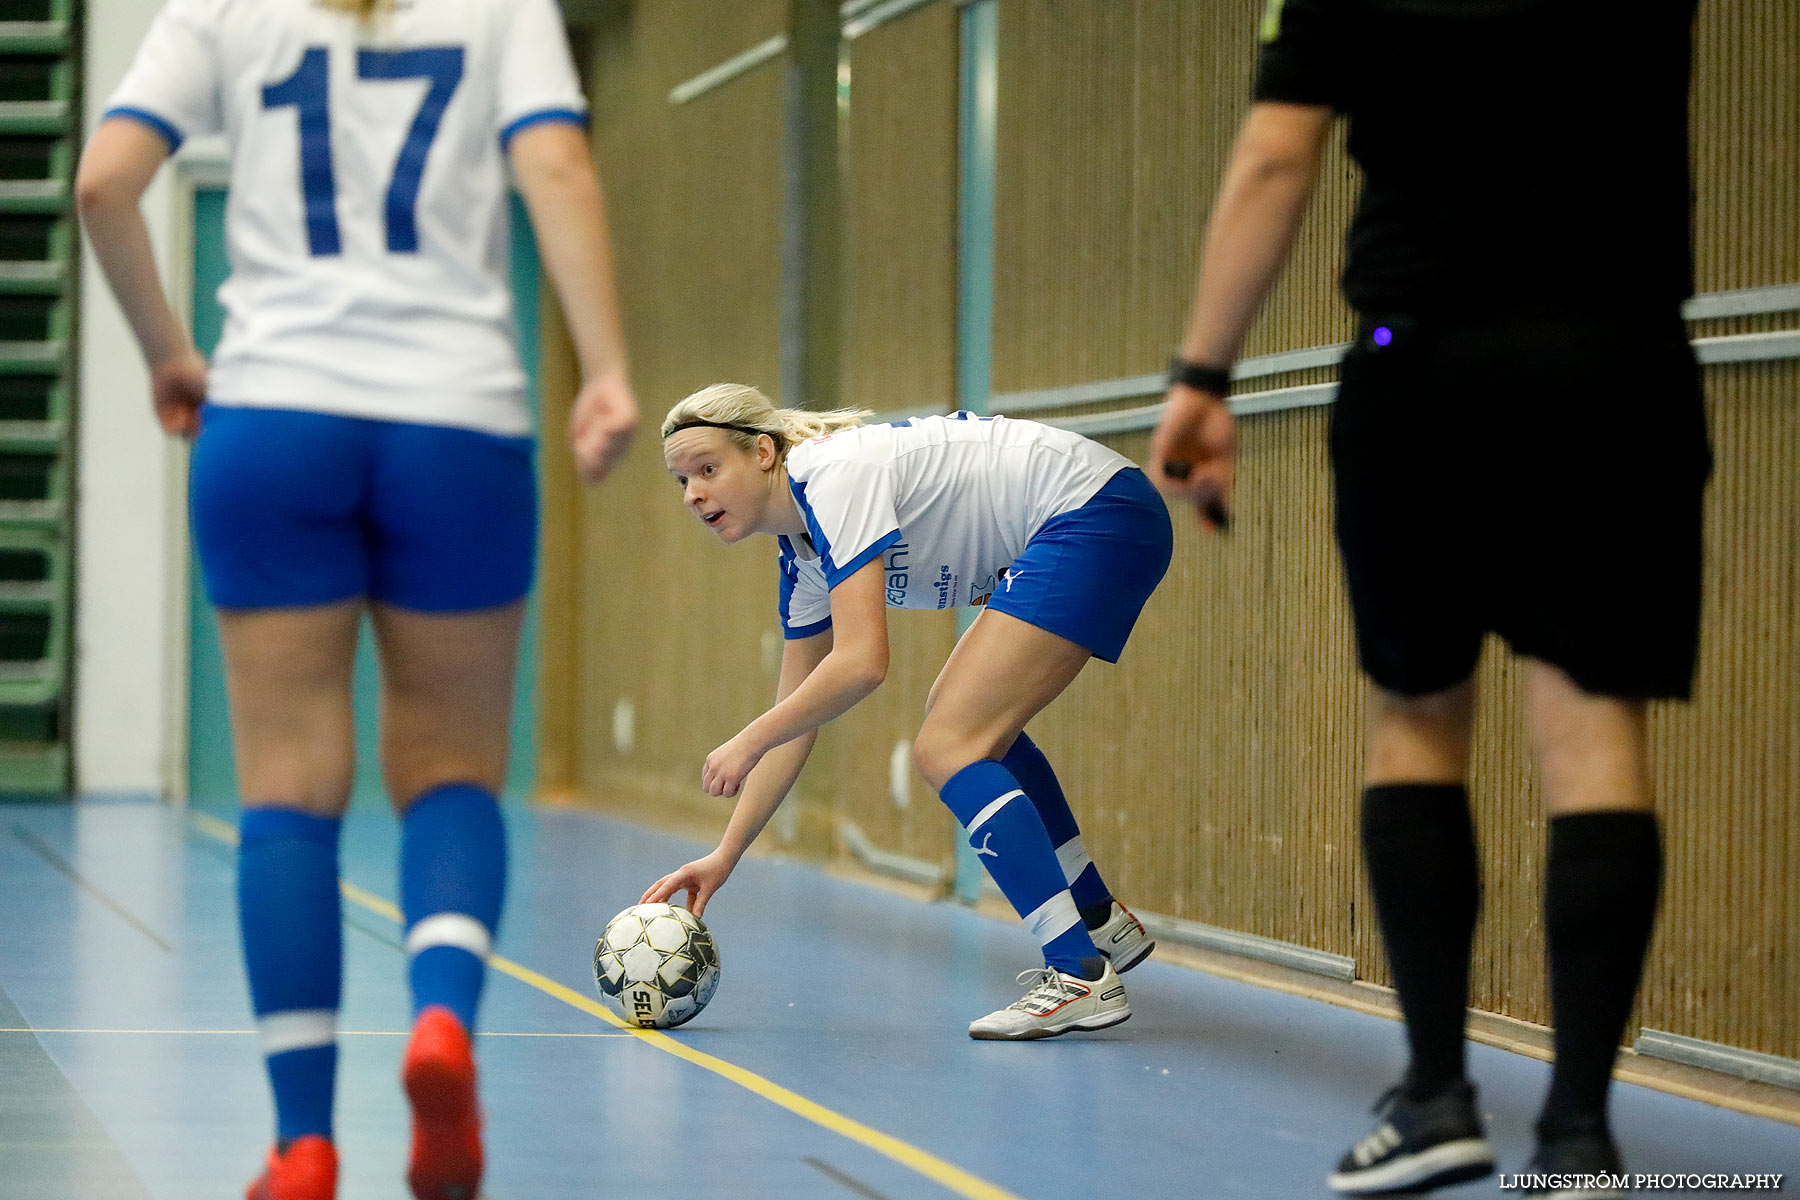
[1167,354,1232,395]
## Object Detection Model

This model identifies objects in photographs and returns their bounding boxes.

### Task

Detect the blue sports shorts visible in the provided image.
[190,405,537,612]
[986,467,1173,663]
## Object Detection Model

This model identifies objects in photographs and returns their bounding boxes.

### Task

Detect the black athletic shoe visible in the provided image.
[1328,1080,1496,1195]
[1522,1131,1626,1198]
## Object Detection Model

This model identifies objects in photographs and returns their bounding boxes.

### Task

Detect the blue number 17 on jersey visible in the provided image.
[261,46,465,257]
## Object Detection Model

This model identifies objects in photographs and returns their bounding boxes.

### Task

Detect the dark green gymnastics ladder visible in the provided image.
[0,0,77,796]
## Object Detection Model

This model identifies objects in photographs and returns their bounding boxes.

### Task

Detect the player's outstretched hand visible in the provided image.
[570,371,640,484]
[1149,383,1236,533]
[641,850,733,918]
[151,348,208,439]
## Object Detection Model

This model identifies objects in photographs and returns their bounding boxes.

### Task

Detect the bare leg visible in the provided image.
[911,609,1090,790]
[1527,661,1650,815]
[371,601,524,810]
[217,602,363,816]
[1368,678,1475,786]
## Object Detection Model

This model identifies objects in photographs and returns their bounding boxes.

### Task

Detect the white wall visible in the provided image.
[76,0,190,797]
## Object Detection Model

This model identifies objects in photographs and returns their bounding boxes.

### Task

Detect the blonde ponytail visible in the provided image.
[662,384,872,453]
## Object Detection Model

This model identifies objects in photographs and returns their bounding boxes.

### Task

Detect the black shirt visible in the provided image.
[1254,0,1698,316]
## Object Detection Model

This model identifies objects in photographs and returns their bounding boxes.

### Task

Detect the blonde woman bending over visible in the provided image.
[645,385,1173,1040]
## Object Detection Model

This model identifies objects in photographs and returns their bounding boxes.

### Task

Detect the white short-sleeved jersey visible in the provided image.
[105,0,588,435]
[776,413,1132,636]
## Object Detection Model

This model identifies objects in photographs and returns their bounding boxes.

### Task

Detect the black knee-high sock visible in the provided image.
[1538,811,1662,1142]
[1361,783,1482,1100]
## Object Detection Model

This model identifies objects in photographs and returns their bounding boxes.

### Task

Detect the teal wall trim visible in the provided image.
[185,188,234,819]
[951,0,997,904]
[956,0,996,423]
[185,191,544,818]
[505,192,542,802]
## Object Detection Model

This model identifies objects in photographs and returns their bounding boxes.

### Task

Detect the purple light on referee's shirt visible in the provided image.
[1372,325,1393,347]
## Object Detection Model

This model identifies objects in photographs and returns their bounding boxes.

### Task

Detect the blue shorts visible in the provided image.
[986,468,1173,663]
[190,405,537,612]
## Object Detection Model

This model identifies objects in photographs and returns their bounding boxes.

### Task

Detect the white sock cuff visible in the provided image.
[1024,891,1081,947]
[405,912,493,960]
[258,1009,337,1057]
[965,789,1025,835]
[1054,837,1093,885]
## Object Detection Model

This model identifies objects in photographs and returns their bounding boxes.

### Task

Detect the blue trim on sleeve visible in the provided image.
[777,536,833,638]
[777,537,800,624]
[788,479,838,577]
[826,528,902,590]
[102,106,184,152]
[499,107,589,149]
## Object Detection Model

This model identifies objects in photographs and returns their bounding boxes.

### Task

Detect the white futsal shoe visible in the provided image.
[968,962,1130,1040]
[1091,901,1156,972]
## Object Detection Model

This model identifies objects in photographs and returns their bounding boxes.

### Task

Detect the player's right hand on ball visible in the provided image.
[641,850,732,918]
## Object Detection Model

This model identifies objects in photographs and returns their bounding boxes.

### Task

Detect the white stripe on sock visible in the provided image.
[1024,891,1082,947]
[404,912,493,960]
[1055,837,1093,884]
[965,789,1025,835]
[257,1009,337,1057]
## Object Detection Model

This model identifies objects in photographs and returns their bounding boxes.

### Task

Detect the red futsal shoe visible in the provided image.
[402,1005,484,1200]
[245,1134,337,1200]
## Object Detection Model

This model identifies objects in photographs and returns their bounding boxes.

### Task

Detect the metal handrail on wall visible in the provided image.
[668,0,945,105]
[869,283,1800,431]
[1007,282,1800,438]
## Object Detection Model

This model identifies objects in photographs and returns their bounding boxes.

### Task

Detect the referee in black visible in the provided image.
[1150,0,1708,1195]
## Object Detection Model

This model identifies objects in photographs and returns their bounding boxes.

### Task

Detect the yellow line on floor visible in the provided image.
[190,812,239,844]
[475,1031,638,1039]
[191,811,1021,1200]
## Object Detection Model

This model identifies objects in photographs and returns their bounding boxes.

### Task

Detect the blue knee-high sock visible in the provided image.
[940,760,1099,976]
[1002,733,1113,919]
[400,784,506,1032]
[238,807,343,1145]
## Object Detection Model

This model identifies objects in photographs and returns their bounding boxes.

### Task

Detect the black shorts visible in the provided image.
[1329,309,1711,700]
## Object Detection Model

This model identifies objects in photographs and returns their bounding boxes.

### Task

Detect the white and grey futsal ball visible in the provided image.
[592,902,721,1029]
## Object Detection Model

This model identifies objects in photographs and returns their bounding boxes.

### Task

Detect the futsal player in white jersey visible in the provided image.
[76,0,637,1196]
[645,385,1173,1039]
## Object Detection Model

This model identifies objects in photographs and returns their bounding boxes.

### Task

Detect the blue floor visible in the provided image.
[0,799,1793,1199]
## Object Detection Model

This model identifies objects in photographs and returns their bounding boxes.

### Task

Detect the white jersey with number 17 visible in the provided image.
[104,0,588,436]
